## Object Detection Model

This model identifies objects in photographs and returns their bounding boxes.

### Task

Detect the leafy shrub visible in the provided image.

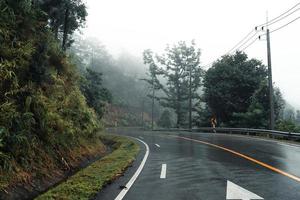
[276,120,300,133]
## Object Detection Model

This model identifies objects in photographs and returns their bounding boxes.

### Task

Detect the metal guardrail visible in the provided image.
[106,126,300,139]
[153,127,300,139]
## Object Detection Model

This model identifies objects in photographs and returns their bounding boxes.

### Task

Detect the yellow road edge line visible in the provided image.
[171,135,300,183]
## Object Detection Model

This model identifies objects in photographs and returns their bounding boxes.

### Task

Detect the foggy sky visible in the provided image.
[83,0,300,109]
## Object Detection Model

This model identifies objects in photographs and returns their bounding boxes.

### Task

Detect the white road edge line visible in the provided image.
[155,144,160,148]
[160,164,167,179]
[218,133,300,149]
[277,142,300,149]
[138,136,144,139]
[114,137,149,200]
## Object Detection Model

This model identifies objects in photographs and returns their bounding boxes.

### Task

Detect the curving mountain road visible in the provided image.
[96,129,300,200]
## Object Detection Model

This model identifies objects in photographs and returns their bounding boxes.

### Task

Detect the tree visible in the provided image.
[39,0,87,50]
[157,110,172,128]
[231,81,284,128]
[0,0,102,183]
[296,110,300,125]
[194,103,212,127]
[143,49,163,129]
[203,51,283,128]
[80,68,112,118]
[71,37,158,127]
[284,108,295,121]
[143,41,203,128]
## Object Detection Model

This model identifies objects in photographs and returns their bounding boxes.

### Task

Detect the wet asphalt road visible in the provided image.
[96,130,300,200]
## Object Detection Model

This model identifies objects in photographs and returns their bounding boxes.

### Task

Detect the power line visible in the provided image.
[256,2,300,28]
[270,16,300,33]
[225,29,256,54]
[202,2,300,68]
[234,31,259,52]
[240,37,259,52]
[265,8,300,28]
[231,2,300,53]
[202,29,257,68]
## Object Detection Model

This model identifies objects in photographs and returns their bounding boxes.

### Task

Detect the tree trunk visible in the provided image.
[53,22,59,39]
[62,7,70,51]
[176,71,181,128]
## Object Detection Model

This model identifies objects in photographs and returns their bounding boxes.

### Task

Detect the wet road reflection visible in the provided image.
[105,129,300,200]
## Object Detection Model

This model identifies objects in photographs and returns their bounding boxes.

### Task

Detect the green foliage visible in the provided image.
[39,0,87,49]
[143,41,203,128]
[142,49,164,90]
[296,110,300,125]
[276,120,300,133]
[0,0,101,187]
[203,51,284,128]
[194,103,212,127]
[71,37,157,126]
[80,68,112,118]
[231,81,284,128]
[35,134,139,200]
[157,110,173,128]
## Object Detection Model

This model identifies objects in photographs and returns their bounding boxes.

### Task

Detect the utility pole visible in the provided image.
[266,16,275,130]
[151,76,155,131]
[141,98,144,130]
[189,65,192,131]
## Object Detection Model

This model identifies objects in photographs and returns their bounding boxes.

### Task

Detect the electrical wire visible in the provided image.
[202,29,257,68]
[232,31,259,52]
[270,16,300,33]
[265,8,300,28]
[225,29,256,54]
[256,2,300,28]
[202,2,300,68]
[240,37,259,52]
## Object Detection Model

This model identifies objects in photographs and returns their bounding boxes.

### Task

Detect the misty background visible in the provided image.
[82,0,300,110]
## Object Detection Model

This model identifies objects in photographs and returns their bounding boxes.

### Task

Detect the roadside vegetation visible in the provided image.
[0,0,112,198]
[36,134,139,200]
[71,37,156,128]
[143,45,300,132]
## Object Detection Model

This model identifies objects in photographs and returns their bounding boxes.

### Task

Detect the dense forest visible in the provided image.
[0,0,111,197]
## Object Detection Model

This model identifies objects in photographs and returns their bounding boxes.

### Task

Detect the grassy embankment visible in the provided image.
[35,134,139,200]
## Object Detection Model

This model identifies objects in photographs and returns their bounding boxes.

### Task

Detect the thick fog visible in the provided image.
[82,0,300,109]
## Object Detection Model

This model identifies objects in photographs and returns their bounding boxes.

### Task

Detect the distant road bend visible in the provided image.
[96,130,300,200]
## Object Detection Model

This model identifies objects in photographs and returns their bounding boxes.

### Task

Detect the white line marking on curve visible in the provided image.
[155,144,160,148]
[160,164,167,179]
[138,136,144,139]
[114,137,149,200]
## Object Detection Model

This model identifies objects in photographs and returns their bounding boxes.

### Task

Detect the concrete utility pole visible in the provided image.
[266,28,275,130]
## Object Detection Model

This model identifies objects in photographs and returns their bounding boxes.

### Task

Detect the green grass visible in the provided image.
[35,134,140,200]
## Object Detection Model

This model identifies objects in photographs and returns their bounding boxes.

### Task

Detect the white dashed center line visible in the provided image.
[160,164,167,179]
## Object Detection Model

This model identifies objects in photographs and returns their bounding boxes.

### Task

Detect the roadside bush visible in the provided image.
[276,120,300,133]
